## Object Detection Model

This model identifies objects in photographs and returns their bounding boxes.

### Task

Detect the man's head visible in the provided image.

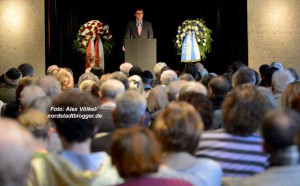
[135,8,144,22]
[263,109,300,153]
[208,76,230,97]
[50,91,100,144]
[113,90,146,128]
[0,118,36,185]
[99,79,125,101]
[4,68,22,85]
[18,63,34,77]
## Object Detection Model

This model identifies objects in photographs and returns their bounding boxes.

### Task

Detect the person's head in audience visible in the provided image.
[200,73,216,88]
[119,62,133,77]
[153,62,167,79]
[230,60,246,73]
[79,80,97,92]
[4,68,22,86]
[147,85,169,113]
[232,67,256,87]
[99,79,125,105]
[16,76,37,100]
[270,61,284,71]
[113,90,146,128]
[287,67,300,82]
[128,75,144,94]
[160,66,171,75]
[265,67,280,87]
[160,69,178,85]
[153,101,204,154]
[195,62,208,79]
[0,118,36,185]
[167,80,186,101]
[38,75,62,98]
[90,67,104,79]
[110,127,162,179]
[18,63,34,77]
[53,68,74,91]
[110,71,129,90]
[259,64,270,80]
[262,109,300,165]
[179,81,207,96]
[222,84,275,136]
[184,63,200,81]
[99,73,111,86]
[179,73,195,82]
[271,70,295,95]
[78,72,99,86]
[208,75,230,98]
[20,85,46,110]
[50,91,100,149]
[291,94,300,113]
[17,108,51,151]
[179,92,214,130]
[141,70,153,87]
[46,64,59,75]
[29,96,52,114]
[281,82,300,109]
[128,66,142,77]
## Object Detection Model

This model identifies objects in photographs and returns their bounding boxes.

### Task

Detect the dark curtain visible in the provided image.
[46,0,247,82]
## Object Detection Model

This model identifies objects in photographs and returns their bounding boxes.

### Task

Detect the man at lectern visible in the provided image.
[123,7,153,51]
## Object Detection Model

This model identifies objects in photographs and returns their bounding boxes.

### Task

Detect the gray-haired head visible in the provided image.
[179,82,207,97]
[114,90,146,128]
[232,67,256,87]
[167,80,187,101]
[78,72,99,86]
[119,62,133,77]
[110,71,129,90]
[100,79,125,100]
[270,62,284,71]
[20,85,46,109]
[38,75,62,98]
[154,62,167,78]
[0,118,36,185]
[160,70,178,86]
[272,70,295,94]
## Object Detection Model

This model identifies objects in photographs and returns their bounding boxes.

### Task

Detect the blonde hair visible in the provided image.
[128,75,144,94]
[79,80,97,92]
[281,82,300,109]
[54,68,74,91]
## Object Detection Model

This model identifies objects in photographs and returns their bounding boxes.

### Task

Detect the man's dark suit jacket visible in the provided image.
[124,20,153,40]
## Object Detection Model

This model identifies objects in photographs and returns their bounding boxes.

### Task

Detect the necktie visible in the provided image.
[138,22,142,36]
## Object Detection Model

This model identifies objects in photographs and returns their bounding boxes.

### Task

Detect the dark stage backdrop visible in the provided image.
[46,0,247,83]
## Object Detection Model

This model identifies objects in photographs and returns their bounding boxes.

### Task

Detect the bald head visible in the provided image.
[0,118,36,185]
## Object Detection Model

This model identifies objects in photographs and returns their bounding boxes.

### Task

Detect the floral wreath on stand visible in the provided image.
[174,19,212,61]
[73,20,113,69]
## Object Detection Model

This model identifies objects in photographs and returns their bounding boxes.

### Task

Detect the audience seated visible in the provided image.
[153,102,222,186]
[0,68,22,103]
[146,85,169,127]
[232,67,256,87]
[18,63,34,77]
[167,80,186,101]
[53,68,74,91]
[271,70,295,110]
[37,75,62,98]
[241,109,300,186]
[179,91,215,130]
[160,70,178,86]
[119,62,133,77]
[152,62,167,87]
[111,127,193,186]
[196,84,275,177]
[0,118,36,185]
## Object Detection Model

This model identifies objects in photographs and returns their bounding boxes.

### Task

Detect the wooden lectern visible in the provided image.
[125,39,156,74]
